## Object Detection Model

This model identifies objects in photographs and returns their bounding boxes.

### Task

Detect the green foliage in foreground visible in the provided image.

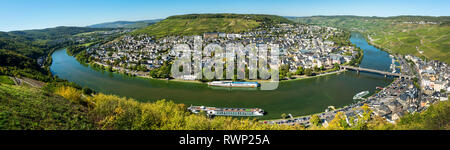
[2,78,449,130]
[0,83,302,130]
[88,94,301,130]
[396,100,450,130]
[0,84,93,130]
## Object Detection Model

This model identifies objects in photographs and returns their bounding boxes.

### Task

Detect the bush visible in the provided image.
[82,87,94,95]
[55,86,85,106]
[87,93,303,130]
[395,100,450,130]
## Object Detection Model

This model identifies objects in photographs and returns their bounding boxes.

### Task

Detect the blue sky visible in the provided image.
[1,0,449,31]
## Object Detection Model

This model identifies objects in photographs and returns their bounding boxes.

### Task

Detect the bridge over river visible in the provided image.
[341,65,413,79]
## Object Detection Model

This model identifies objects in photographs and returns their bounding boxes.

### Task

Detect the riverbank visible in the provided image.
[50,32,394,120]
[262,32,401,122]
[260,78,398,122]
[75,53,348,85]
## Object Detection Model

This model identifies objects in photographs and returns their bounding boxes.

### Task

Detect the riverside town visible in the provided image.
[0,0,449,148]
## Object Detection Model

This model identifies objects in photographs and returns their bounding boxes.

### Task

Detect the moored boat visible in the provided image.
[188,106,265,117]
[353,91,369,100]
[208,81,259,88]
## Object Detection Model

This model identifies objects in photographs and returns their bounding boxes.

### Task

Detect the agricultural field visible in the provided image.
[133,14,294,38]
[290,16,450,64]
[369,24,450,63]
[133,18,260,38]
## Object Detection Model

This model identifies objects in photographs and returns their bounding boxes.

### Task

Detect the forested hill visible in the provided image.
[289,16,450,64]
[0,27,114,59]
[133,14,295,38]
[0,26,122,82]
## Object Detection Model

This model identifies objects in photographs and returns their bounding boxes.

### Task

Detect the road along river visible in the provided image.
[50,32,393,119]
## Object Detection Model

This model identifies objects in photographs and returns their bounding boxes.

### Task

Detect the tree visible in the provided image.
[310,115,321,127]
[327,112,349,130]
[296,66,304,75]
[82,87,94,95]
[313,66,320,72]
[108,66,113,72]
[55,86,83,105]
[287,72,293,79]
[279,65,290,79]
[281,113,287,119]
[304,68,313,76]
[334,63,340,70]
[353,104,373,130]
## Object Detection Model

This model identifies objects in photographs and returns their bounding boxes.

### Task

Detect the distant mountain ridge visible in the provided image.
[87,19,163,29]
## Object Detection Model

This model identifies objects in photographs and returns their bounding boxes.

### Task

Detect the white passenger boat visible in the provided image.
[188,106,265,117]
[353,91,370,100]
[208,81,259,88]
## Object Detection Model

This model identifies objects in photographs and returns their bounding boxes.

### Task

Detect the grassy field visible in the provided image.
[0,83,94,129]
[0,76,14,85]
[290,16,450,64]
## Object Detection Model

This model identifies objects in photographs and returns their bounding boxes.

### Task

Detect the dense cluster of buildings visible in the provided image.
[86,24,357,78]
[406,55,449,101]
[269,55,449,127]
[79,23,449,128]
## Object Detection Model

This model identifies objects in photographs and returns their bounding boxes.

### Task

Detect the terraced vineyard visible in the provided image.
[370,24,450,64]
[290,16,450,64]
[133,14,294,38]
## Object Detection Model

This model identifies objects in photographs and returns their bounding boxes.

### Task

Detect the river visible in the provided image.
[50,32,393,119]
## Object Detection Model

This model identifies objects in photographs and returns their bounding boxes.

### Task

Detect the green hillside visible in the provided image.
[0,27,114,58]
[0,82,302,130]
[2,82,448,130]
[0,49,53,82]
[290,16,450,64]
[133,14,294,38]
[0,84,94,130]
